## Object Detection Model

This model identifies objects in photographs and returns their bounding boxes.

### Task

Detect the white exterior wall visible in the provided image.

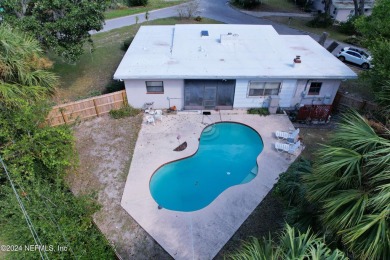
[299,79,341,106]
[233,79,298,108]
[291,80,308,107]
[124,79,184,109]
[233,78,341,109]
[124,78,341,110]
[233,79,269,108]
[279,80,297,107]
[334,8,353,22]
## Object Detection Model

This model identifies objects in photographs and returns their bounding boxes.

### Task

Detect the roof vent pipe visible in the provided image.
[293,55,301,66]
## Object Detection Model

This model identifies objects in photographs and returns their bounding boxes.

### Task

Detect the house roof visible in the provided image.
[113,24,357,80]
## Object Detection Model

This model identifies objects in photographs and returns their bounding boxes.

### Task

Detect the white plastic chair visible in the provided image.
[275,128,300,143]
[146,115,155,125]
[153,110,163,122]
[275,140,301,154]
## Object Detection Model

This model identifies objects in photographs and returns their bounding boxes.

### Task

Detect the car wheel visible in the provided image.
[361,63,369,69]
[338,56,345,62]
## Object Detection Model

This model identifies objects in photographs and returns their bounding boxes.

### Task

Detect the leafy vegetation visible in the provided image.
[241,110,390,259]
[121,36,135,51]
[0,24,57,107]
[0,25,115,259]
[355,0,390,119]
[231,0,262,8]
[109,105,141,119]
[305,111,390,259]
[273,159,318,231]
[228,224,347,260]
[247,108,270,116]
[127,0,148,6]
[2,0,107,62]
[105,0,186,20]
[307,13,334,28]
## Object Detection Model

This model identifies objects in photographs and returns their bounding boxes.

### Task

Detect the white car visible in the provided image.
[336,47,372,69]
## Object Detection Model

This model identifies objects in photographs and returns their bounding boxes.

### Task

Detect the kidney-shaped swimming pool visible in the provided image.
[149,122,264,212]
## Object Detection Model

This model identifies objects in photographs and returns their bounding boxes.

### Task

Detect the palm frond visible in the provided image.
[227,236,278,260]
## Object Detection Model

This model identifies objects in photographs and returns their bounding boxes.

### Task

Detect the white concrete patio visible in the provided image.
[121,110,300,259]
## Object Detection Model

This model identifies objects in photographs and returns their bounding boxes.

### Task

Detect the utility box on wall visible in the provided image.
[268,95,280,114]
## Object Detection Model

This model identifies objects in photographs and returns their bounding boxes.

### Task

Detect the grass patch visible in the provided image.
[109,105,141,118]
[265,16,350,42]
[105,0,187,20]
[51,17,222,104]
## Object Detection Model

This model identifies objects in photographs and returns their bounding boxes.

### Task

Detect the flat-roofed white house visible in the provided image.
[114,24,357,111]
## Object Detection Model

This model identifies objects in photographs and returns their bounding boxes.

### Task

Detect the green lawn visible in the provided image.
[105,0,187,20]
[51,17,222,104]
[265,16,350,42]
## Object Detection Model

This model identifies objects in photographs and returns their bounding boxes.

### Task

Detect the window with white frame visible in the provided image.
[248,82,281,97]
[146,81,164,93]
[308,82,322,95]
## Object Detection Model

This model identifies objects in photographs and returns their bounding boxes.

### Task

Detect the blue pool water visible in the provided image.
[149,122,264,212]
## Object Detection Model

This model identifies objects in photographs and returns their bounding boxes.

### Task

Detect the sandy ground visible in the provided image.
[68,113,333,259]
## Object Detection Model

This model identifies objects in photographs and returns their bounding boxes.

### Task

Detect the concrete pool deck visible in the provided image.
[121,110,301,259]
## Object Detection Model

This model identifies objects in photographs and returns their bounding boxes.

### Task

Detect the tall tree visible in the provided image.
[353,0,366,17]
[2,0,107,62]
[0,23,57,107]
[304,111,390,259]
[355,0,390,111]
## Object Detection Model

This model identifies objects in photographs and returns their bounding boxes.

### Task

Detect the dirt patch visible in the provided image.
[68,114,170,259]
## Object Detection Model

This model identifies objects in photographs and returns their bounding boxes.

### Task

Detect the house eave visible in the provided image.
[113,75,358,81]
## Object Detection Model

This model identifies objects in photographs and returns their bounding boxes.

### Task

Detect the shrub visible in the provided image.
[307,14,333,28]
[247,107,270,116]
[127,0,148,7]
[232,0,261,8]
[337,16,359,35]
[121,36,134,51]
[344,35,362,47]
[195,16,202,22]
[109,105,141,119]
[105,79,125,93]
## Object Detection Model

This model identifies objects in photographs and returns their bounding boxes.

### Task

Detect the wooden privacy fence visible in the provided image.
[46,90,127,126]
[333,91,378,112]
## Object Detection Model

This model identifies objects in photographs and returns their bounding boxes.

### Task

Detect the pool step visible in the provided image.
[202,125,219,141]
[250,166,258,175]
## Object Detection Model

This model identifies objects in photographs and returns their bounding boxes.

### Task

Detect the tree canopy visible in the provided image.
[0,24,115,259]
[355,0,390,111]
[1,0,107,62]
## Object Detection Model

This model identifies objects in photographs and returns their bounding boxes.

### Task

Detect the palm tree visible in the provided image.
[304,110,390,259]
[227,224,347,260]
[0,23,57,107]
